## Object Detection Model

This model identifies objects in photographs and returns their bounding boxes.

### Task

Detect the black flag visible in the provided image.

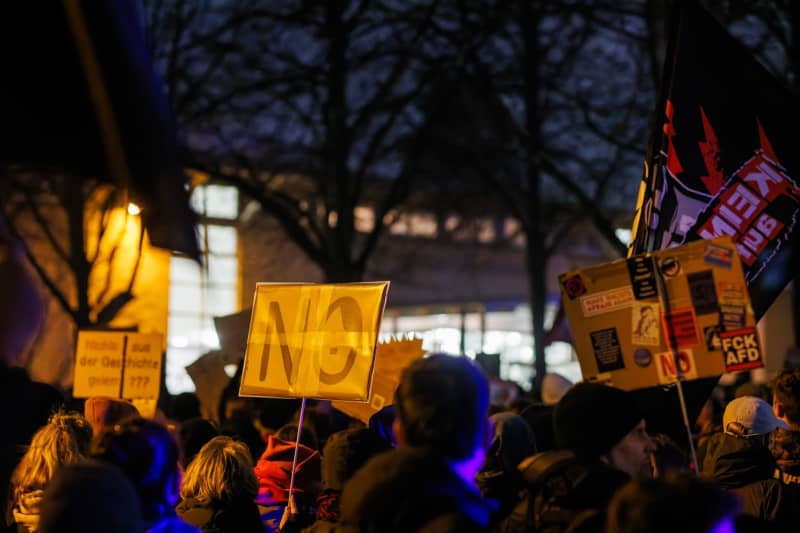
[630,2,800,319]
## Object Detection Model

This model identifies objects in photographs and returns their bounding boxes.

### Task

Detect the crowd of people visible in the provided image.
[3,354,800,532]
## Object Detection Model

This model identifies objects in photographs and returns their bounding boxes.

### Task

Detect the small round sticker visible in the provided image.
[634,348,653,368]
[660,257,681,277]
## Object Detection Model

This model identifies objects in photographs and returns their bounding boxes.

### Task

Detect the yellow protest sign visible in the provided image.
[239,282,390,401]
[332,337,425,424]
[559,237,760,390]
[73,331,163,399]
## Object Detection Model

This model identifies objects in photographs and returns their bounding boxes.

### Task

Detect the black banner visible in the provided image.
[630,2,800,319]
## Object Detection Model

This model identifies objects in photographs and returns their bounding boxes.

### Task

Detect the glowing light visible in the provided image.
[127,203,141,216]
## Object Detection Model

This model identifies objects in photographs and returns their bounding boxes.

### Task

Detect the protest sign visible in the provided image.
[559,236,761,391]
[186,350,230,422]
[214,310,251,363]
[332,337,425,424]
[239,282,389,401]
[73,331,163,399]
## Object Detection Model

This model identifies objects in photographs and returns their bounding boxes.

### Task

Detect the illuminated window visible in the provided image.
[380,303,581,390]
[166,185,239,393]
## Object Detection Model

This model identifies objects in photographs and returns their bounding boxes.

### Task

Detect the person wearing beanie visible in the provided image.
[338,354,497,532]
[515,382,655,532]
[702,395,798,530]
[554,382,654,477]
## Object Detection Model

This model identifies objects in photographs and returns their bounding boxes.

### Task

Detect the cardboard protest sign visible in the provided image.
[239,282,389,401]
[559,237,761,391]
[73,331,163,399]
[332,337,425,424]
[214,310,251,363]
[186,350,231,422]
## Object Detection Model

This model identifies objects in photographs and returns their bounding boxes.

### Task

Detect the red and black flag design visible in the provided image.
[630,1,800,319]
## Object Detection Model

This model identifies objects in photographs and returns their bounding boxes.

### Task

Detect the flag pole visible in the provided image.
[653,262,699,473]
[280,396,307,529]
[629,1,685,256]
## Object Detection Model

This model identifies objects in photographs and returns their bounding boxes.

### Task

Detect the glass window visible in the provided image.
[384,303,582,391]
[166,184,239,393]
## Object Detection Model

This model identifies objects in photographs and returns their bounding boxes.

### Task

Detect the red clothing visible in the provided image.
[253,435,320,507]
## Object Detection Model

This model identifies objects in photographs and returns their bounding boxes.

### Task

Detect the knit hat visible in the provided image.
[553,382,642,460]
[723,396,788,437]
[39,460,143,533]
[84,397,139,435]
[321,428,392,491]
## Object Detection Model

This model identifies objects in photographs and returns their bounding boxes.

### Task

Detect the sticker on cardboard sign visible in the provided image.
[687,270,719,315]
[633,348,652,368]
[626,256,658,299]
[632,302,660,346]
[580,287,634,317]
[720,304,746,329]
[561,274,587,300]
[660,307,699,348]
[659,256,681,277]
[720,328,763,372]
[704,243,734,269]
[655,349,698,384]
[589,328,625,372]
[718,282,746,306]
[704,325,722,351]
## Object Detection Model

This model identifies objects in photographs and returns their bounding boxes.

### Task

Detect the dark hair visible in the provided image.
[276,423,319,451]
[178,417,219,469]
[606,474,739,533]
[92,418,179,521]
[773,368,800,424]
[395,354,489,459]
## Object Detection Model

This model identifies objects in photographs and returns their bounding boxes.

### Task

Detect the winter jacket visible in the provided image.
[515,451,629,533]
[771,428,800,485]
[175,497,263,533]
[253,435,320,532]
[704,432,796,529]
[339,447,496,533]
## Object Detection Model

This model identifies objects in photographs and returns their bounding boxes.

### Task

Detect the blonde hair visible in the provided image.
[180,436,258,506]
[12,411,93,498]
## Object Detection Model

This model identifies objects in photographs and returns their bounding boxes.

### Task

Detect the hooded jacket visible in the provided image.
[704,432,795,528]
[254,435,320,532]
[339,447,496,533]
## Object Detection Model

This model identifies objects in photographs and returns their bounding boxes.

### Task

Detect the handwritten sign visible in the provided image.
[332,337,425,423]
[239,282,390,401]
[73,331,163,399]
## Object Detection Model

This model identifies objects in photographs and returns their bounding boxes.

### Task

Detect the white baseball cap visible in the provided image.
[723,396,788,437]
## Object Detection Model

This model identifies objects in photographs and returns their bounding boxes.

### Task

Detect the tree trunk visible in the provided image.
[66,183,91,328]
[521,1,547,388]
